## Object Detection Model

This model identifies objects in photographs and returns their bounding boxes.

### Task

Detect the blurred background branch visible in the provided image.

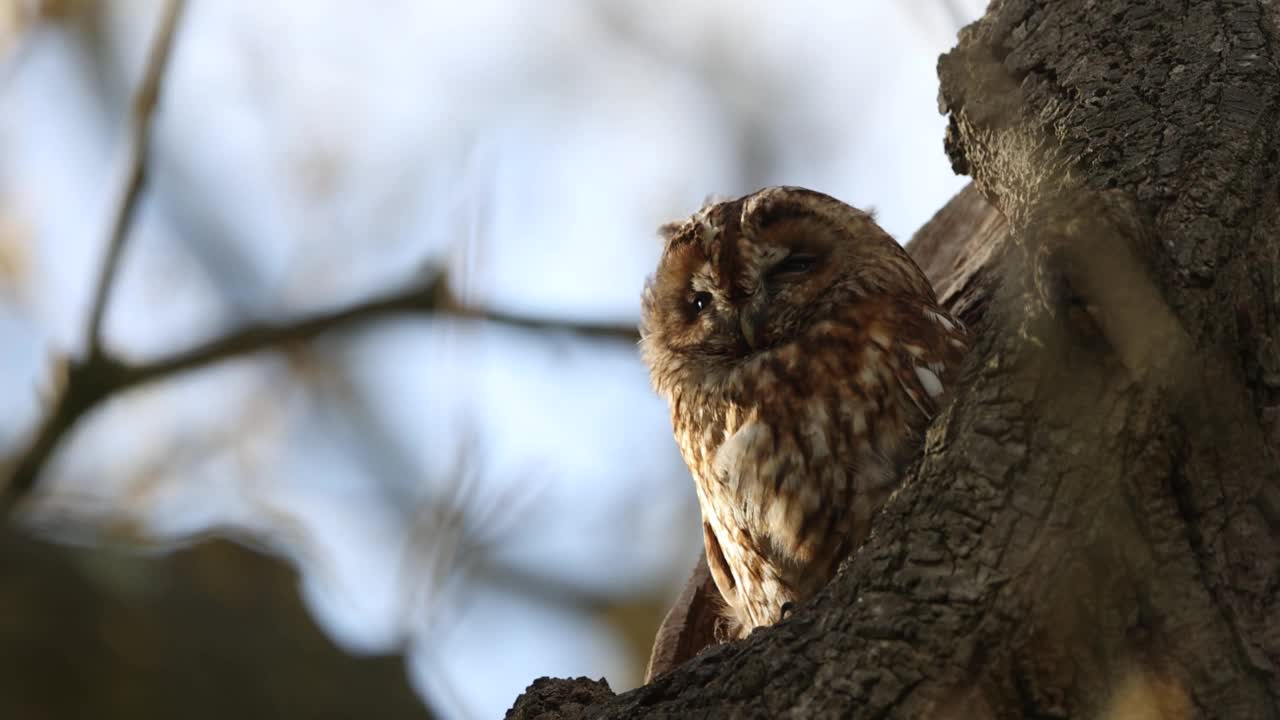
[2,0,188,515]
[84,0,184,358]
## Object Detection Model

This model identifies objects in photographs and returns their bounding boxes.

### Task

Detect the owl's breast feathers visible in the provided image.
[670,298,968,631]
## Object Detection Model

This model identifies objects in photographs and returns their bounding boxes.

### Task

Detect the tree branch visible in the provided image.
[85,0,186,358]
[2,265,641,517]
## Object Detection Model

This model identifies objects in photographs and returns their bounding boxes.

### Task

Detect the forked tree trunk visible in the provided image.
[508,1,1280,717]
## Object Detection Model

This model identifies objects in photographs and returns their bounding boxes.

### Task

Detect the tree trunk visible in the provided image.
[508,0,1280,717]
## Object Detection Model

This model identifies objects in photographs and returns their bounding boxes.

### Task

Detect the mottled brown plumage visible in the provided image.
[640,187,968,638]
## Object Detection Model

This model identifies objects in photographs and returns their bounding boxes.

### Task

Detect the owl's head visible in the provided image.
[640,186,936,391]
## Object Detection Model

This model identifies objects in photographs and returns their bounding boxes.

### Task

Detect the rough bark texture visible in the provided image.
[508,0,1280,717]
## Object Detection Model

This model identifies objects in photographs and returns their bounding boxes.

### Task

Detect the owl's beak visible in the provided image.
[740,313,758,350]
[739,302,767,351]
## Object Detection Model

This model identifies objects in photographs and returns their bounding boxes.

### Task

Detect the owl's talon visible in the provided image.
[780,602,795,620]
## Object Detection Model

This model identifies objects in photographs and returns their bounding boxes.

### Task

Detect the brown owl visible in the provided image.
[640,186,968,639]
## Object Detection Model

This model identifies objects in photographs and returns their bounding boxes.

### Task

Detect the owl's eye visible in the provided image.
[690,291,713,314]
[771,254,816,276]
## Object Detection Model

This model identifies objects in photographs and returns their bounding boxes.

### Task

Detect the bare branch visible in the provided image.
[127,271,448,387]
[440,301,643,343]
[2,267,640,517]
[85,0,186,357]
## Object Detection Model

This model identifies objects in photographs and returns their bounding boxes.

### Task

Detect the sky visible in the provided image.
[0,1,983,717]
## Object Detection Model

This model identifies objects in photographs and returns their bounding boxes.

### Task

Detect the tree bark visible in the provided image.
[508,0,1280,717]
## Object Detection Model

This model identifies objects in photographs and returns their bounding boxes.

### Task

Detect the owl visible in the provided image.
[640,186,968,639]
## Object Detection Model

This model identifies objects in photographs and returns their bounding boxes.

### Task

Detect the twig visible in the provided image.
[123,274,641,390]
[85,0,186,358]
[1,0,186,515]
[441,302,643,343]
[126,272,449,387]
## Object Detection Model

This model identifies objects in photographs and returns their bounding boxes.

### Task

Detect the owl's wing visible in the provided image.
[701,518,738,611]
[713,421,777,541]
[890,303,969,420]
[712,422,800,595]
